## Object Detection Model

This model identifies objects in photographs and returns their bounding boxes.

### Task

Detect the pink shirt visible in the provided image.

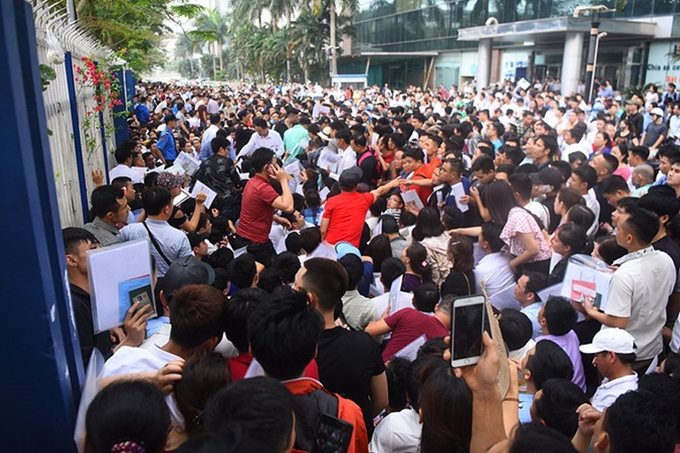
[500,207,552,262]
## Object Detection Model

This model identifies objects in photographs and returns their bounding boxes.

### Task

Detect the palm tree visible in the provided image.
[174,33,199,78]
[310,0,357,77]
[190,8,230,79]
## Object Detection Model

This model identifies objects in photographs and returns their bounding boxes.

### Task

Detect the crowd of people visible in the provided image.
[69,77,680,453]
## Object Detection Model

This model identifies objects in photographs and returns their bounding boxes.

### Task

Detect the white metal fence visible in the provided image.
[33,0,122,227]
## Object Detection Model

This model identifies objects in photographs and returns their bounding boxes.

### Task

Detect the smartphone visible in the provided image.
[450,295,487,367]
[267,164,276,177]
[310,414,353,453]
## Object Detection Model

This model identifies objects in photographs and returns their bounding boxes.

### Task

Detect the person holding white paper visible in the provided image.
[236,117,285,160]
[83,185,130,247]
[193,136,243,222]
[154,171,207,234]
[120,187,192,277]
[327,129,356,181]
[63,227,151,368]
[581,206,674,372]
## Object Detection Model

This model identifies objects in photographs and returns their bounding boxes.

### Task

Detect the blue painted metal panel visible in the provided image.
[65,52,90,221]
[0,1,82,450]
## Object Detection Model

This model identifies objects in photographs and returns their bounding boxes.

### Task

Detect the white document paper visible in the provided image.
[388,275,405,316]
[319,186,331,201]
[488,284,521,311]
[401,189,424,211]
[284,160,304,185]
[517,78,531,90]
[173,188,191,207]
[175,151,201,176]
[560,254,613,311]
[233,246,248,258]
[87,239,156,333]
[393,334,427,361]
[317,148,341,173]
[312,104,331,119]
[191,180,218,209]
[450,182,469,213]
[165,164,185,176]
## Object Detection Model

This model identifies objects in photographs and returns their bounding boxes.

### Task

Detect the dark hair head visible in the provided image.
[203,377,294,453]
[441,205,463,230]
[508,422,579,453]
[600,153,619,174]
[629,145,651,161]
[403,146,425,163]
[557,188,584,212]
[85,380,169,453]
[206,247,234,271]
[273,252,301,285]
[599,175,630,196]
[248,287,324,380]
[509,172,533,201]
[556,223,590,255]
[639,190,680,221]
[536,135,559,157]
[568,151,587,166]
[339,254,364,290]
[566,205,595,232]
[621,206,660,245]
[542,296,577,336]
[228,254,257,290]
[594,235,627,265]
[365,234,392,271]
[412,207,445,241]
[499,309,533,351]
[299,227,321,253]
[485,181,518,224]
[114,145,133,164]
[639,373,680,441]
[448,234,474,272]
[419,359,473,453]
[224,287,267,352]
[142,186,172,216]
[62,227,97,255]
[480,222,505,253]
[301,258,348,312]
[413,283,440,312]
[251,147,275,172]
[604,390,675,453]
[471,155,495,174]
[386,357,412,412]
[211,136,229,154]
[381,257,406,288]
[174,350,230,437]
[533,378,589,438]
[405,242,431,278]
[400,210,417,227]
[91,185,125,218]
[169,285,227,349]
[527,340,574,391]
[257,267,283,293]
[573,164,597,189]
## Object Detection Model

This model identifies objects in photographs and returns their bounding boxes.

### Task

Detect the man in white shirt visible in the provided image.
[199,113,221,161]
[339,254,379,331]
[236,117,285,159]
[119,186,192,277]
[102,284,227,430]
[514,271,548,340]
[109,146,143,184]
[568,164,600,236]
[669,102,680,143]
[474,222,515,297]
[561,128,590,163]
[583,206,675,372]
[328,129,357,181]
[579,328,638,411]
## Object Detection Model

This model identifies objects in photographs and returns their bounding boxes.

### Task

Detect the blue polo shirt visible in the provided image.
[134,103,150,123]
[157,126,177,161]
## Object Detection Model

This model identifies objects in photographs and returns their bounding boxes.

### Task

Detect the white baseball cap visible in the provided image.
[579,328,636,355]
[651,107,664,117]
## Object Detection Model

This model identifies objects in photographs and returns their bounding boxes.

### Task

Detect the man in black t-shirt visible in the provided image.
[63,227,151,368]
[293,257,387,435]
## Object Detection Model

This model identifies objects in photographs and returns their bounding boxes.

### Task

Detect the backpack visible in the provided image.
[358,147,382,184]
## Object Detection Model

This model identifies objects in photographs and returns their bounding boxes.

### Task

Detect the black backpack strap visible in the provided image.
[142,221,172,266]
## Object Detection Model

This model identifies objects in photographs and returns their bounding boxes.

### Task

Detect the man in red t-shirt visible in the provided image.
[234,147,293,265]
[321,167,399,247]
[365,295,452,362]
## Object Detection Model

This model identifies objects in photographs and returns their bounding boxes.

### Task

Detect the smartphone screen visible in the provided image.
[310,414,353,453]
[451,296,486,367]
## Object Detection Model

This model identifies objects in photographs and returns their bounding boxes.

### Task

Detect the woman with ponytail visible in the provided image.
[401,242,433,293]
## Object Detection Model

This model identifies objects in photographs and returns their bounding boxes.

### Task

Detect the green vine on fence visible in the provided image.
[74,56,126,157]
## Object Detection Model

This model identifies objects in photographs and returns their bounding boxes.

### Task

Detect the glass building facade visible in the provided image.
[353,0,680,53]
[342,0,680,90]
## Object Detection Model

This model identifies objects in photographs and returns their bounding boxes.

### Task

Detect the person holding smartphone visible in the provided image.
[233,147,294,266]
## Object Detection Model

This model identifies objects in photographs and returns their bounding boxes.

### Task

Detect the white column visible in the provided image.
[477,38,492,92]
[562,31,584,96]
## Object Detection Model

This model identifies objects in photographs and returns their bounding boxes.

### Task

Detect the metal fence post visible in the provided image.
[65,51,90,220]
